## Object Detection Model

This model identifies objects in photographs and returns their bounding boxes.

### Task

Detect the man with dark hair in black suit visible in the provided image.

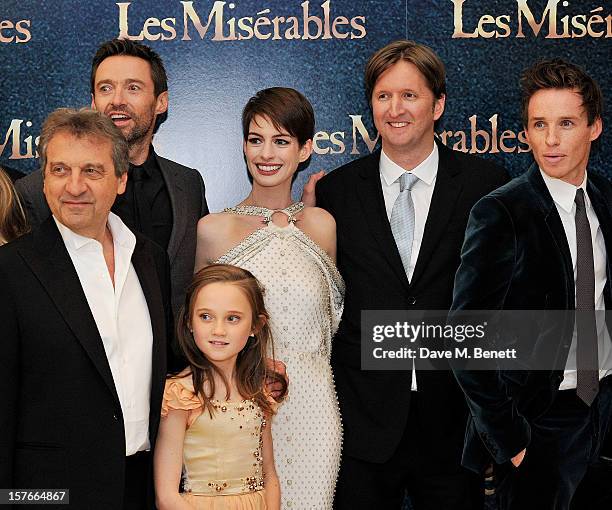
[305,39,508,509]
[16,39,208,322]
[451,59,612,510]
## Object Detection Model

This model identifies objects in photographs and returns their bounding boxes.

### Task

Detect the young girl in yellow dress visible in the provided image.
[154,264,287,510]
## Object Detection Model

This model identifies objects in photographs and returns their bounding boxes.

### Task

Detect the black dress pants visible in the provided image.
[495,377,612,510]
[334,393,481,510]
[123,451,153,510]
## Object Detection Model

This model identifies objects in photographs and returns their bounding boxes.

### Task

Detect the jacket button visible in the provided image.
[407,297,416,305]
[113,414,118,421]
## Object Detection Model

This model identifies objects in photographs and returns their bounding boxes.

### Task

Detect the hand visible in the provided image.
[511,448,526,468]
[265,359,289,402]
[301,170,326,207]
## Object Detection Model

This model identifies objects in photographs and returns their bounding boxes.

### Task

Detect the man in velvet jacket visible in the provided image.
[310,40,508,509]
[451,60,612,509]
[0,109,171,509]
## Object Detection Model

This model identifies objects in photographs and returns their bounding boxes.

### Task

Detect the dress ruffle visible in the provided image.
[161,376,203,427]
[181,489,267,509]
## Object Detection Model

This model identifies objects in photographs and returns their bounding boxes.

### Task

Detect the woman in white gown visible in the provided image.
[195,87,344,510]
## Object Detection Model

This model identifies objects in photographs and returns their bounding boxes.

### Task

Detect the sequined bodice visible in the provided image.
[182,399,265,496]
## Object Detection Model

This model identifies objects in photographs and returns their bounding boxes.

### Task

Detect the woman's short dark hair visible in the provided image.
[242,87,315,147]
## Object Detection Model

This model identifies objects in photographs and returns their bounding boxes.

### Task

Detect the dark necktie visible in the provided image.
[574,188,599,406]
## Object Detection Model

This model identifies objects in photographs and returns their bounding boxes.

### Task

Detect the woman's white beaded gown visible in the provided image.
[217,202,345,509]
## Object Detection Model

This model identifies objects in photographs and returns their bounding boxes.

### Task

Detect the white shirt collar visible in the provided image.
[539,168,590,214]
[54,212,136,252]
[380,143,438,187]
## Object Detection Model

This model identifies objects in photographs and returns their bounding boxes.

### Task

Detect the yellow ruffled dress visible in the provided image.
[161,376,269,509]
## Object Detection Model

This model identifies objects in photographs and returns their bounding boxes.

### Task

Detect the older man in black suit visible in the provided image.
[304,40,508,509]
[0,108,171,509]
[451,60,612,510]
[16,39,208,322]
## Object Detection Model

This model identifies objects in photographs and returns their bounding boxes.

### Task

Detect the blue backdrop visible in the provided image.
[1,0,610,211]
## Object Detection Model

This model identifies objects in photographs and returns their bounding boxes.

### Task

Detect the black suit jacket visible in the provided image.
[451,165,612,472]
[316,140,509,464]
[0,217,172,509]
[14,152,208,317]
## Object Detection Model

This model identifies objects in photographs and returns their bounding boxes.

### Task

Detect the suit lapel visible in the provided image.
[156,154,186,264]
[21,218,120,406]
[131,239,166,433]
[410,141,463,287]
[587,176,612,303]
[356,151,410,290]
[527,166,575,305]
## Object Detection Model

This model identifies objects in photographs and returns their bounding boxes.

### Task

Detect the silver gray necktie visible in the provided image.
[575,188,599,406]
[390,172,419,279]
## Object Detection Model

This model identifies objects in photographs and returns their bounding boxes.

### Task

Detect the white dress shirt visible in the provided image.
[380,143,439,390]
[540,170,612,389]
[54,213,154,455]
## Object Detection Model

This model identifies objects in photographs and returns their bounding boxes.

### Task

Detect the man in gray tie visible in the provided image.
[309,40,508,509]
[451,59,612,509]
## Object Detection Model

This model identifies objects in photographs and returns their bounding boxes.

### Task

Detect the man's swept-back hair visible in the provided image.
[39,108,129,177]
[90,38,168,97]
[520,58,603,127]
[364,39,446,103]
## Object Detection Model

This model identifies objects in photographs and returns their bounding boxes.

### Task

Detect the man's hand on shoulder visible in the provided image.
[301,170,326,207]
[511,448,526,468]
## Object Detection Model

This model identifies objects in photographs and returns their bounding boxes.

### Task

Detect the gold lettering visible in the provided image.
[469,115,490,154]
[15,20,31,43]
[517,130,530,152]
[271,16,285,40]
[499,130,516,153]
[143,17,162,41]
[284,16,301,39]
[254,13,272,39]
[302,1,322,39]
[322,0,332,40]
[0,19,15,43]
[587,13,605,36]
[0,120,33,159]
[350,16,367,38]
[451,0,478,38]
[350,115,379,154]
[332,15,349,38]
[182,1,231,41]
[313,131,330,155]
[329,131,346,154]
[516,0,560,38]
[117,2,145,40]
[452,131,468,152]
[477,14,497,38]
[571,14,587,37]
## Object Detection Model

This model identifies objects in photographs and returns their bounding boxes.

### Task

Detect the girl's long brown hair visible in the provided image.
[0,168,29,245]
[175,264,287,416]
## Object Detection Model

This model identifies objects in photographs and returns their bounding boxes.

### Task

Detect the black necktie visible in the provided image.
[575,188,599,406]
